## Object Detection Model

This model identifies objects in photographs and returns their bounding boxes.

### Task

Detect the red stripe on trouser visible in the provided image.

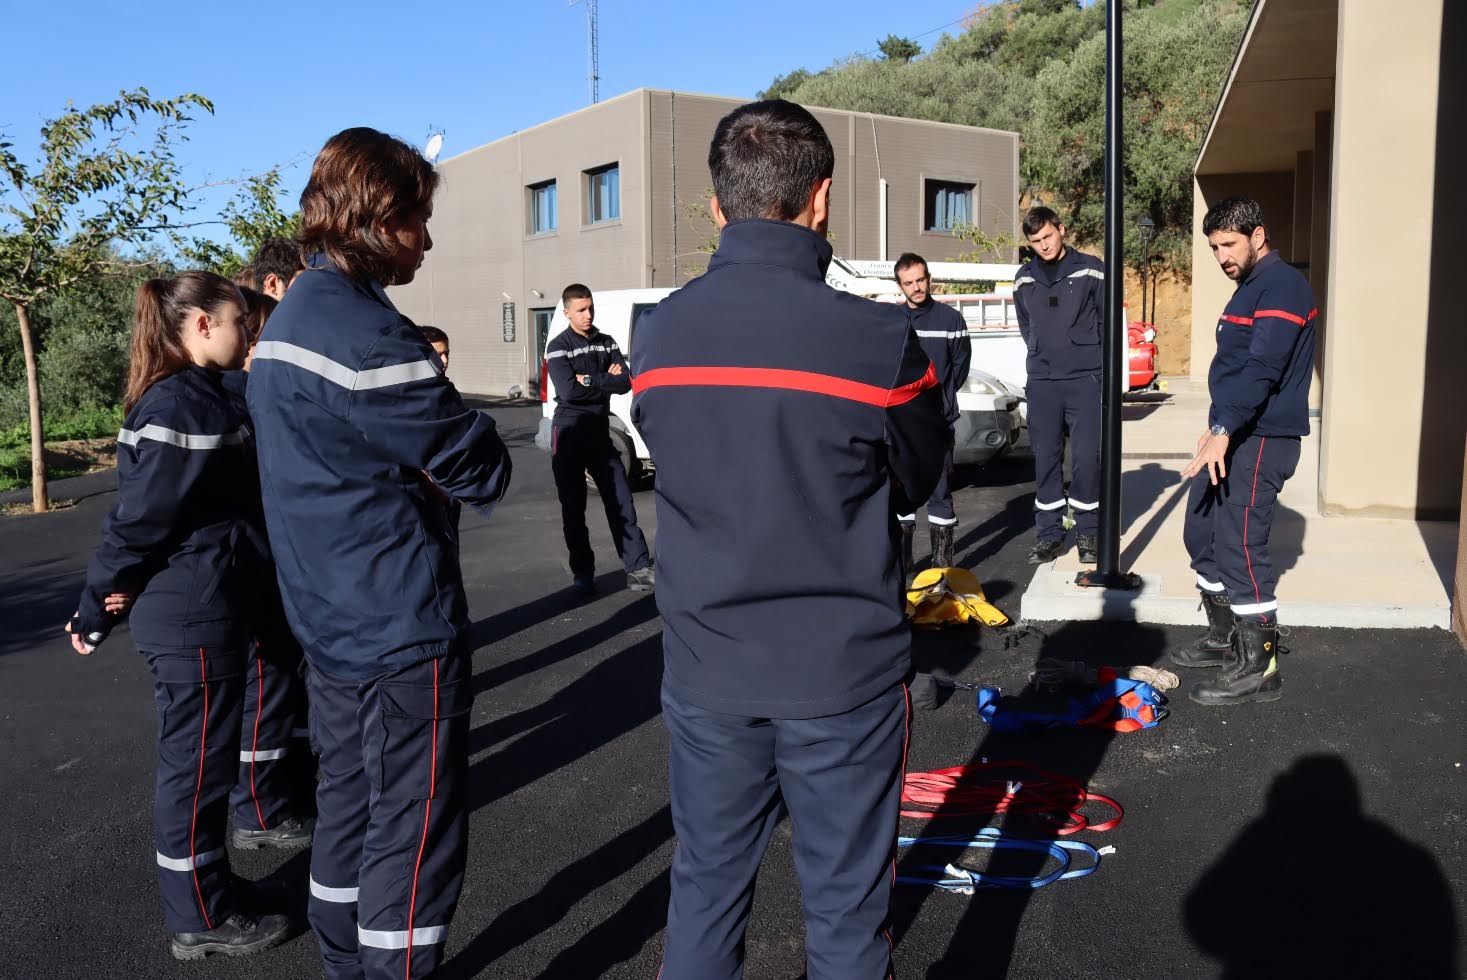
[404,659,440,979]
[191,647,214,930]
[883,685,912,980]
[249,652,268,832]
[1243,438,1267,608]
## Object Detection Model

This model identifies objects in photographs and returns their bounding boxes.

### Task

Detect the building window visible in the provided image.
[924,179,974,233]
[531,307,555,397]
[585,164,620,224]
[529,180,557,234]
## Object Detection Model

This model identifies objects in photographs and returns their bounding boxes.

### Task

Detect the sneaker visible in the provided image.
[1027,538,1065,564]
[1076,535,1098,564]
[231,815,313,851]
[627,566,656,592]
[571,574,596,595]
[171,912,290,961]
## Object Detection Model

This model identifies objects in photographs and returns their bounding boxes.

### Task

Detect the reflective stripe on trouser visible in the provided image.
[229,639,303,832]
[1182,433,1301,620]
[148,646,247,934]
[307,655,471,980]
[660,680,907,980]
[897,451,956,526]
[1027,375,1101,538]
[551,416,651,577]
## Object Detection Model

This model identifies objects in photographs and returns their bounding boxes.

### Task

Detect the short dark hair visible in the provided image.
[1202,196,1267,238]
[419,325,448,345]
[252,237,304,287]
[562,283,592,307]
[1022,206,1062,238]
[300,127,439,284]
[894,252,928,279]
[708,100,835,223]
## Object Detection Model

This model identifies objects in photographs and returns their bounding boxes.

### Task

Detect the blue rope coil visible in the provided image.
[896,828,1103,893]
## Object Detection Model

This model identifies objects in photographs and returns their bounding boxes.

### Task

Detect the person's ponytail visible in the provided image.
[124,272,238,411]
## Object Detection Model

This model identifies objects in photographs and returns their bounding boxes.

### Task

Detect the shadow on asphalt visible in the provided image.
[1185,753,1459,979]
[894,616,1169,979]
[0,555,90,659]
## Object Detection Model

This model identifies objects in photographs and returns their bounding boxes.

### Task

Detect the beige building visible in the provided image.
[389,89,1020,397]
[1189,0,1464,526]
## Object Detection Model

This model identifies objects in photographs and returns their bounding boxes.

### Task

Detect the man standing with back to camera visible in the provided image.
[632,99,949,979]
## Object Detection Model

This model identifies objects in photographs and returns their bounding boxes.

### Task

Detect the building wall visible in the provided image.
[1319,0,1453,517]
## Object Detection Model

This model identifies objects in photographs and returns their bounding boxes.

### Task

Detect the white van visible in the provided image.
[533,286,1025,482]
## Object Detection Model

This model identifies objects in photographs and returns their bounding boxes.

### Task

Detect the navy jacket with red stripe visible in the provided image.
[1208,251,1317,437]
[630,218,949,719]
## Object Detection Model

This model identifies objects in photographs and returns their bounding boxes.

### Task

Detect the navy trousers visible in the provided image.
[306,654,472,980]
[897,450,956,526]
[1028,375,1101,539]
[230,637,306,832]
[660,681,909,980]
[1183,433,1301,621]
[148,646,249,934]
[551,414,650,577]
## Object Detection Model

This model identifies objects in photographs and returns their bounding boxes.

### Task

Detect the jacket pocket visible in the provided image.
[374,657,472,802]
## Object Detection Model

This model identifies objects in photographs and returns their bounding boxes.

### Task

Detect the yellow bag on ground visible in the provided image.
[905,567,1010,628]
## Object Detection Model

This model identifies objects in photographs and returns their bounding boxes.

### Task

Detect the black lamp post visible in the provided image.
[1137,215,1155,324]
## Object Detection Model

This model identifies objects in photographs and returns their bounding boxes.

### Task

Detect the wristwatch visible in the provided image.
[1210,424,1228,437]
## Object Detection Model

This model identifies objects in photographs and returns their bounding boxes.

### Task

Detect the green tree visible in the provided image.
[0,88,211,511]
[181,167,300,277]
[878,35,922,63]
[758,68,818,101]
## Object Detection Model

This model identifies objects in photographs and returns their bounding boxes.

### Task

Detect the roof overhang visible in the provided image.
[1195,0,1339,176]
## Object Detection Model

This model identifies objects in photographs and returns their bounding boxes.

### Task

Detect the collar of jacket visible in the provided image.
[304,251,400,312]
[1034,246,1083,284]
[1242,249,1281,286]
[707,218,834,281]
[907,297,941,322]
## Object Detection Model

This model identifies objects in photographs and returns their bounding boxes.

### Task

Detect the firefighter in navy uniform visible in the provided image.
[894,252,972,577]
[545,283,654,595]
[1173,196,1316,707]
[1014,206,1106,564]
[68,272,295,960]
[631,100,948,980]
[247,128,512,980]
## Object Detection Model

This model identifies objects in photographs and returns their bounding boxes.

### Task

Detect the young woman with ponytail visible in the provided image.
[67,271,294,960]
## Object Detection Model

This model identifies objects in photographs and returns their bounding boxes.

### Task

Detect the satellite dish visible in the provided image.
[424,133,444,163]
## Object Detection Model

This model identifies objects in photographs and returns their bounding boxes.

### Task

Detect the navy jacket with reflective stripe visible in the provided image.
[77,366,269,651]
[1208,251,1317,438]
[907,299,972,426]
[1014,248,1106,380]
[545,325,630,422]
[630,219,949,719]
[246,258,512,679]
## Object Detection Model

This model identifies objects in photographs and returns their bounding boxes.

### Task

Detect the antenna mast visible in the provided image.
[571,0,599,104]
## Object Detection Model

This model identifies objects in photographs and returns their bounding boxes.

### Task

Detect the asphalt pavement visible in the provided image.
[2,404,1464,979]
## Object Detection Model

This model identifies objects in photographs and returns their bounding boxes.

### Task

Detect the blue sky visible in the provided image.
[3,0,981,243]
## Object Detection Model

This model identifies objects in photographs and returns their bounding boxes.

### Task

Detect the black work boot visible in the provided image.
[1027,537,1065,564]
[930,524,955,569]
[1076,535,1098,565]
[899,522,916,583]
[171,912,290,960]
[1169,591,1235,669]
[231,815,313,851]
[1189,616,1283,706]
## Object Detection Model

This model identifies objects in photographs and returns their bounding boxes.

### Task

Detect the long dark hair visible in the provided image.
[125,271,241,412]
[299,127,439,284]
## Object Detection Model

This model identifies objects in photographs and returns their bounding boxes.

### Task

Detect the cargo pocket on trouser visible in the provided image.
[358,655,472,979]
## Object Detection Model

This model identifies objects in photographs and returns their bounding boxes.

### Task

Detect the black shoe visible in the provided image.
[171,912,290,961]
[1027,538,1065,564]
[231,815,313,851]
[626,566,655,592]
[1076,535,1098,565]
[1169,591,1235,669]
[571,574,596,595]
[1189,616,1283,706]
[929,524,956,569]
